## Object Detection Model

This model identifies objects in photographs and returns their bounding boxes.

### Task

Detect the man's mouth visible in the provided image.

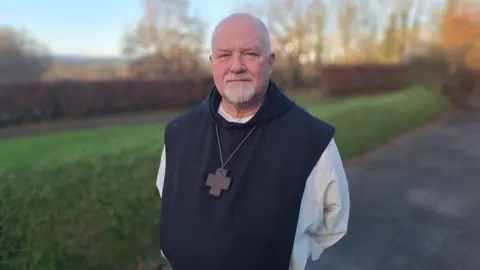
[227,79,250,82]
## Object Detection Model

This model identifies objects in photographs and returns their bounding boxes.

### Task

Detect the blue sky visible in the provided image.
[0,0,444,57]
[0,0,250,56]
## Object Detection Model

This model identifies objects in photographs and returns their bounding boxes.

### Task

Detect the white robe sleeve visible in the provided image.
[306,138,350,260]
[156,144,166,198]
[156,145,168,259]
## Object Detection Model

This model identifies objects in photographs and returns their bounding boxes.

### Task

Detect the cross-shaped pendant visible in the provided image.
[206,168,232,196]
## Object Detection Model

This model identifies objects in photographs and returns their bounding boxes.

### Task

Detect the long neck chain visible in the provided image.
[215,124,257,169]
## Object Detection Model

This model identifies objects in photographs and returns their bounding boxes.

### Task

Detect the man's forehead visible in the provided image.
[215,13,263,31]
[212,27,267,50]
[211,13,271,53]
[213,44,263,52]
[214,22,263,38]
[213,33,265,47]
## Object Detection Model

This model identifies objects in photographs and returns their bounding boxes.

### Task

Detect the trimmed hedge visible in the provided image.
[317,63,410,95]
[0,77,214,127]
[5,62,474,127]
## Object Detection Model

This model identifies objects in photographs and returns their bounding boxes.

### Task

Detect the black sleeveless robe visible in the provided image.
[160,80,335,270]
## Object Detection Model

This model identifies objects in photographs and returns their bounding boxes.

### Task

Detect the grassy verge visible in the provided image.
[305,87,453,158]
[0,86,452,270]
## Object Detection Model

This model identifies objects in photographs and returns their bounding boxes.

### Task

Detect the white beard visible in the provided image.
[223,82,256,104]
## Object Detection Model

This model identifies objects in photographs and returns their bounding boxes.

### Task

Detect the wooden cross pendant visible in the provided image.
[206,168,232,196]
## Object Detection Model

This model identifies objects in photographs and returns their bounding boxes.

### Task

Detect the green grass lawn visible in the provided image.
[0,86,453,270]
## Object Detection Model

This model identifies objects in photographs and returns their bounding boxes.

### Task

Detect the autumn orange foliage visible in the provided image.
[442,4,480,69]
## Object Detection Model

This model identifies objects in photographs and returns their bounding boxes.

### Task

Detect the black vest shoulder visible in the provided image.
[161,84,334,270]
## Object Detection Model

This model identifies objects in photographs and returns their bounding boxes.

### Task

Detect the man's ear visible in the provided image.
[269,52,276,66]
[209,54,213,63]
[269,53,276,75]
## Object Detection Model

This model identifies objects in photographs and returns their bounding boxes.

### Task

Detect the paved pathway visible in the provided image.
[308,110,480,270]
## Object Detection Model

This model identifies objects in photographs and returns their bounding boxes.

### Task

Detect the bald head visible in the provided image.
[209,12,275,108]
[210,13,271,54]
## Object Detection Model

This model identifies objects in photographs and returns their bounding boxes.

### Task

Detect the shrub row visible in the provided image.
[318,63,411,95]
[3,63,470,127]
[0,77,214,126]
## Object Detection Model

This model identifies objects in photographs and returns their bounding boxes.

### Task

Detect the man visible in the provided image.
[156,13,350,270]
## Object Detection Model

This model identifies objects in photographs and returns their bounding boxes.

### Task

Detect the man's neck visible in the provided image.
[221,94,265,119]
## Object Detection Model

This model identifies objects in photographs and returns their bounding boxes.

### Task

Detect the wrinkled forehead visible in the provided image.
[211,18,269,53]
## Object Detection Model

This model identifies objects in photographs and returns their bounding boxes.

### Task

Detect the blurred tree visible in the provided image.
[411,0,480,108]
[307,0,327,65]
[378,0,425,62]
[441,0,480,69]
[236,0,328,87]
[0,26,52,82]
[122,0,208,78]
[347,0,385,62]
[338,0,357,62]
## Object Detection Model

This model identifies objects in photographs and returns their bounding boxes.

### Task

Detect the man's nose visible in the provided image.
[229,54,246,73]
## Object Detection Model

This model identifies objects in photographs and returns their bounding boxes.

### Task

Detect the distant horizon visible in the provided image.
[0,0,355,58]
[1,0,447,58]
[50,52,132,59]
[0,0,255,57]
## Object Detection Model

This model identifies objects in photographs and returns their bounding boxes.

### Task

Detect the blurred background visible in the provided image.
[0,0,479,269]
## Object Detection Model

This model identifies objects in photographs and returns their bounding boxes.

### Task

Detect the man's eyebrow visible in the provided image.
[247,46,262,51]
[215,46,262,53]
[214,49,232,53]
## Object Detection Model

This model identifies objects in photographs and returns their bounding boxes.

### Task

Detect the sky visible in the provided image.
[0,0,446,57]
[0,0,249,57]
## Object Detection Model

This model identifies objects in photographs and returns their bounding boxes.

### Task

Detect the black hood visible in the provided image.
[201,79,295,128]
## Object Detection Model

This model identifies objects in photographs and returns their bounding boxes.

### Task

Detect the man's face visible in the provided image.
[209,19,275,104]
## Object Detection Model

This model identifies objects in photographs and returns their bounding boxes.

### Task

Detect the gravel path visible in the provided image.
[308,110,480,270]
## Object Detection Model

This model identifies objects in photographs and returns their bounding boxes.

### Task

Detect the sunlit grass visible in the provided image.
[0,86,453,269]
